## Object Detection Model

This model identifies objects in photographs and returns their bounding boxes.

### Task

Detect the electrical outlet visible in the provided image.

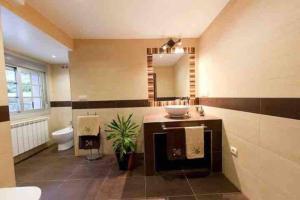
[230,146,238,157]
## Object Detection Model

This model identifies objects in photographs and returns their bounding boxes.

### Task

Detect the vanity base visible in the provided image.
[143,113,222,176]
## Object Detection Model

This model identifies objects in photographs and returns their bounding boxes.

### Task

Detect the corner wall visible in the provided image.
[48,64,72,133]
[197,0,300,199]
[0,12,15,187]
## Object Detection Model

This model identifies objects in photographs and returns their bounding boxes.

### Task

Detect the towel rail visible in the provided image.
[161,124,207,131]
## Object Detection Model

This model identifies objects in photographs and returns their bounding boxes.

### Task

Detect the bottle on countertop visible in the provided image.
[198,106,205,116]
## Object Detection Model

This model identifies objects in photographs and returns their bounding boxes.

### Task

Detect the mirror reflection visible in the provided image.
[153,53,189,100]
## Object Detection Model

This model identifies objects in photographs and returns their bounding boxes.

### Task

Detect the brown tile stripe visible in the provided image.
[198,98,260,114]
[260,98,300,120]
[72,99,150,109]
[50,101,72,107]
[0,106,10,122]
[197,97,300,120]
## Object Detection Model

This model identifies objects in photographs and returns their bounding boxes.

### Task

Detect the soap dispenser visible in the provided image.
[197,106,205,116]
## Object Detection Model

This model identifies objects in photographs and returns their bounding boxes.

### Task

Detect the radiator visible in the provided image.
[11,117,49,157]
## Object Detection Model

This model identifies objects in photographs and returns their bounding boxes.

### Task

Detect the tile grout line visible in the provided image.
[184,173,198,200]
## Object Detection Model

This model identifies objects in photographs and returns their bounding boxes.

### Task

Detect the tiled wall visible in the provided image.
[48,65,72,133]
[69,38,198,156]
[0,12,16,187]
[197,0,300,199]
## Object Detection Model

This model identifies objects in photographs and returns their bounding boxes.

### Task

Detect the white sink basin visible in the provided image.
[164,105,190,117]
[0,187,41,200]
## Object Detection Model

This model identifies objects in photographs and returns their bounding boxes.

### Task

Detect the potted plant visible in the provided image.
[106,113,139,170]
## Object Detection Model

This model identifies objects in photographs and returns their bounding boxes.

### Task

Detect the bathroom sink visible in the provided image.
[164,105,190,117]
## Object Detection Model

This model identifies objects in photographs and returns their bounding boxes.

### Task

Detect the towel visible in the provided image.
[77,115,100,136]
[185,126,204,159]
[166,128,186,160]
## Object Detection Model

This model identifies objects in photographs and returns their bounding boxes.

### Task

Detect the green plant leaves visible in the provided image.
[105,113,139,159]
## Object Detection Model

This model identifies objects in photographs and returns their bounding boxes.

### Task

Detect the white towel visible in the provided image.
[77,115,100,136]
[185,126,204,159]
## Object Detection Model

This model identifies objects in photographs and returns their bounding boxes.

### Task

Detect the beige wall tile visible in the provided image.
[0,121,13,156]
[0,154,16,187]
[49,64,71,101]
[69,38,198,101]
[49,107,72,133]
[222,110,260,145]
[225,133,260,175]
[260,115,300,165]
[197,0,300,198]
[236,166,260,200]
[259,147,300,199]
[222,154,240,188]
[257,179,294,200]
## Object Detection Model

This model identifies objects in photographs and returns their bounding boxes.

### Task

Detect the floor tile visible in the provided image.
[146,174,193,198]
[52,179,104,200]
[95,176,145,199]
[188,173,239,194]
[15,147,246,200]
[15,167,43,182]
[68,164,110,179]
[109,158,145,178]
[196,193,248,200]
[168,195,196,200]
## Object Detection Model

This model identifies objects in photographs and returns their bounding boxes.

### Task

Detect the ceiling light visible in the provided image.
[52,55,56,58]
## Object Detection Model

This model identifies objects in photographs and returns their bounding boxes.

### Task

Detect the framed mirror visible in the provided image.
[153,53,189,101]
[146,47,196,106]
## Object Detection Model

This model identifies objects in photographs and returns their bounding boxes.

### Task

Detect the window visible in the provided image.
[5,65,47,113]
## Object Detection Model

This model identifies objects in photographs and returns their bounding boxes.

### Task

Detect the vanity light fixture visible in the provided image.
[161,38,182,50]
[175,47,184,54]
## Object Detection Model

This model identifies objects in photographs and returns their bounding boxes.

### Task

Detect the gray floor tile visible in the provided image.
[146,174,193,198]
[188,173,239,194]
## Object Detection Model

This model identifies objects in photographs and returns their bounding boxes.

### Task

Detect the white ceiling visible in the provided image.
[153,53,185,67]
[1,7,69,64]
[27,0,229,39]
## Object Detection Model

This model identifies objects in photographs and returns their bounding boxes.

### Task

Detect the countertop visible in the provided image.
[143,111,221,124]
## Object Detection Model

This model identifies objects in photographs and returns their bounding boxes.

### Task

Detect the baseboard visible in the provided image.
[14,141,56,164]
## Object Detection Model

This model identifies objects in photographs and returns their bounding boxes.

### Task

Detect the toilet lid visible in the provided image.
[0,186,41,200]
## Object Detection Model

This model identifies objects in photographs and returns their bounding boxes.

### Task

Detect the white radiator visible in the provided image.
[11,117,49,157]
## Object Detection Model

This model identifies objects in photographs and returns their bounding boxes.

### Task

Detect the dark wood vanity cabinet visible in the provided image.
[143,113,222,176]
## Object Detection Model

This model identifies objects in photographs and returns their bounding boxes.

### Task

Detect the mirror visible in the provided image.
[153,53,189,101]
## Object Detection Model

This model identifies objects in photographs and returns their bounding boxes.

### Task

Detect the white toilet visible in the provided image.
[52,126,74,151]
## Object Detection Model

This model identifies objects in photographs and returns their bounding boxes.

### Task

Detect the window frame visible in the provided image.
[5,64,49,114]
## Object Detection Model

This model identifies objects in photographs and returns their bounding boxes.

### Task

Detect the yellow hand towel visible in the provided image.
[77,116,100,136]
[185,126,204,159]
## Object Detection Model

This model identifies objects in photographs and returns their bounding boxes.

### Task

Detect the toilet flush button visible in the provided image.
[230,146,238,157]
